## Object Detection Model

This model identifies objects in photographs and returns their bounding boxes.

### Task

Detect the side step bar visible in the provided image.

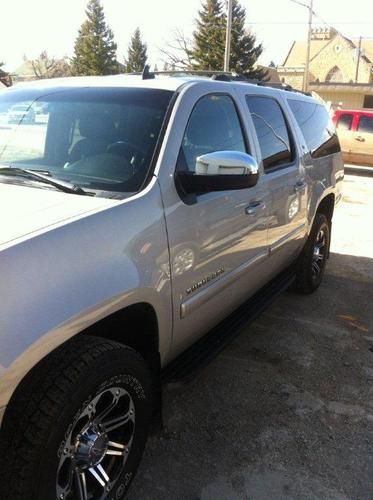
[162,267,295,383]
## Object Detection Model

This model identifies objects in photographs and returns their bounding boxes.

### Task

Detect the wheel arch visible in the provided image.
[316,193,335,223]
[0,301,163,428]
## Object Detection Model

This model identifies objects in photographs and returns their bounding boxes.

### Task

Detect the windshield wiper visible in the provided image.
[0,167,88,195]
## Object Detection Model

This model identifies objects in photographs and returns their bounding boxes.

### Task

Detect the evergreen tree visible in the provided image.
[229,0,266,79]
[191,0,266,79]
[71,0,118,76]
[191,0,226,70]
[125,28,147,72]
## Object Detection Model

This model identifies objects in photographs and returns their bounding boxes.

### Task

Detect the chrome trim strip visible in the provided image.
[270,224,306,254]
[180,248,268,319]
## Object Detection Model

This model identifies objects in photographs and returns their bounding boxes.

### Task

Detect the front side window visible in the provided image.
[358,115,373,133]
[336,114,353,131]
[288,99,340,158]
[246,96,293,171]
[0,87,174,197]
[179,94,246,173]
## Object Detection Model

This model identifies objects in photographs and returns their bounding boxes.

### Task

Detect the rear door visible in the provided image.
[244,94,308,270]
[351,114,373,166]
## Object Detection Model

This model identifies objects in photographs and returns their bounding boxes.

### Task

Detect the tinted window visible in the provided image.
[337,114,353,130]
[288,99,340,158]
[246,96,293,171]
[179,94,246,172]
[0,87,174,197]
[358,116,373,133]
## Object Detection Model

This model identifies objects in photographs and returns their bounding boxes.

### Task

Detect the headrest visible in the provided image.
[79,113,116,139]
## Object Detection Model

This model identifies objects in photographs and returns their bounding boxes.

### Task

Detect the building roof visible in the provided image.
[283,39,331,66]
[283,33,373,68]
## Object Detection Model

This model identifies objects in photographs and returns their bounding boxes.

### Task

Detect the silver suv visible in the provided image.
[0,73,343,500]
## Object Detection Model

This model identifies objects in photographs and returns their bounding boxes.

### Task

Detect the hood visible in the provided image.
[0,182,117,247]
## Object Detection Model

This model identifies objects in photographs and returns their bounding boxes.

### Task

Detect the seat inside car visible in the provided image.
[68,112,117,163]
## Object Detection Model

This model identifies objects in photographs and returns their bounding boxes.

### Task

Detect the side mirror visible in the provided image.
[177,151,259,194]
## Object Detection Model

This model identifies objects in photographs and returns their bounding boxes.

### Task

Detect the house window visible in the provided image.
[325,66,344,82]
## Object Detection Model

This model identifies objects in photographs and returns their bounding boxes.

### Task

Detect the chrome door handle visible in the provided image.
[245,200,265,216]
[355,136,365,142]
[294,181,306,193]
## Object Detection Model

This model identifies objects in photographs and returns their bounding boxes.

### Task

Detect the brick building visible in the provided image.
[278,27,373,110]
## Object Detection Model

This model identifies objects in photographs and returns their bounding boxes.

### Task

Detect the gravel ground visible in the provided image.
[128,174,373,500]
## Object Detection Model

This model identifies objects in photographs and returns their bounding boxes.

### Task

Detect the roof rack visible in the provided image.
[132,66,311,96]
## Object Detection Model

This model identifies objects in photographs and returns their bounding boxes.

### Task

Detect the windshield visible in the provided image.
[0,87,174,197]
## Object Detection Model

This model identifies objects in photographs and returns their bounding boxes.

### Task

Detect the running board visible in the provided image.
[162,267,295,384]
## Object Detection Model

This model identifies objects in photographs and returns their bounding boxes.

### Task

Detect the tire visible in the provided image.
[0,336,152,500]
[294,213,330,294]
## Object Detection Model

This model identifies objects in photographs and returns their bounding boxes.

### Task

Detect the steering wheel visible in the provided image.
[106,141,146,165]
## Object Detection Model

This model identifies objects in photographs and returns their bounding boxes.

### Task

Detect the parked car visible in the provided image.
[333,108,373,166]
[0,73,343,500]
[7,102,35,124]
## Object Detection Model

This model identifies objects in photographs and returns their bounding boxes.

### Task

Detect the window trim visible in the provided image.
[245,94,298,174]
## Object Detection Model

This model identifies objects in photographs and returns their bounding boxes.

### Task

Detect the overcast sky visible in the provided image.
[1,0,373,72]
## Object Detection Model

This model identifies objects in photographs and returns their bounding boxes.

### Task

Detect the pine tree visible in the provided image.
[191,0,226,70]
[191,0,266,79]
[125,28,148,72]
[71,0,118,76]
[229,0,266,79]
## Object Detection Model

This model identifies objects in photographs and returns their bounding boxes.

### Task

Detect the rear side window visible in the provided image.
[358,115,373,133]
[336,114,353,130]
[246,96,293,171]
[288,99,340,158]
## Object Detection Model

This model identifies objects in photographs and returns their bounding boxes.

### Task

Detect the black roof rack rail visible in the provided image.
[134,66,311,96]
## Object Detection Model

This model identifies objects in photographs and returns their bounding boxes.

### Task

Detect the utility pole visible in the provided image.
[224,0,233,72]
[290,0,314,92]
[303,0,313,92]
[355,36,362,83]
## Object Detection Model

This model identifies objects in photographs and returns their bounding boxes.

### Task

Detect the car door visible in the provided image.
[159,89,271,357]
[244,94,308,270]
[351,114,373,166]
[335,112,354,164]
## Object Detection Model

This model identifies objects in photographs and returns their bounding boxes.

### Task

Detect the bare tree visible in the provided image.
[31,51,71,79]
[159,29,194,70]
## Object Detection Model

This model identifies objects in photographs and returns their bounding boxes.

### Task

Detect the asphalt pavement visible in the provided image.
[128,173,373,500]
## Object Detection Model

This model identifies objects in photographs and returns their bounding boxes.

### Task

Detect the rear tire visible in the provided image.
[0,336,152,500]
[294,213,330,294]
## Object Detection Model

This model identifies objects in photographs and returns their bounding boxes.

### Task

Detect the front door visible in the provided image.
[351,114,373,166]
[335,112,354,164]
[161,91,270,357]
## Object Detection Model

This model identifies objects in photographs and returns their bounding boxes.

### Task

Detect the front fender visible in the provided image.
[0,180,172,410]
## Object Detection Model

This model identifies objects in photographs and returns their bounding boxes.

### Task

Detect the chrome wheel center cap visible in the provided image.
[75,428,109,469]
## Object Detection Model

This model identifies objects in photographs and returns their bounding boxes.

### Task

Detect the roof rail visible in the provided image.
[135,66,311,95]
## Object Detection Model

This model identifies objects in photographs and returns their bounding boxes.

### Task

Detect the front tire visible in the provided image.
[0,336,152,500]
[294,213,331,294]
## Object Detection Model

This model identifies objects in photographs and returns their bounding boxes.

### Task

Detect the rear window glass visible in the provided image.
[358,115,373,133]
[336,114,353,130]
[288,99,340,158]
